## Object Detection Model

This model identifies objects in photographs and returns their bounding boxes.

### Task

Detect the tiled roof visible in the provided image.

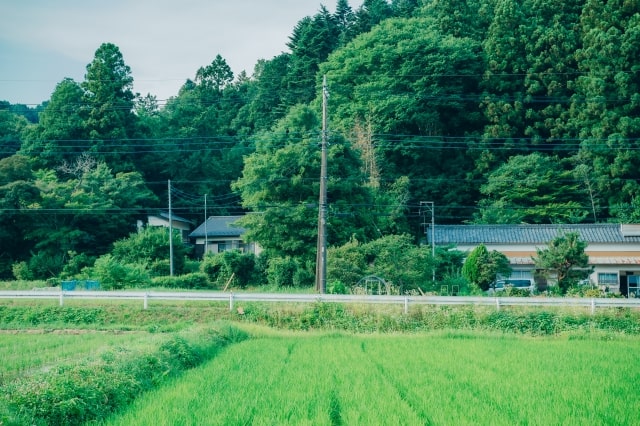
[189,216,245,238]
[432,224,640,244]
[507,256,640,265]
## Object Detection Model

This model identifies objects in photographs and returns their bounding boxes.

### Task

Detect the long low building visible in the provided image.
[430,223,640,296]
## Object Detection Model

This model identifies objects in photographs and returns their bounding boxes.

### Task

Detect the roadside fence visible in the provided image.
[1,291,639,315]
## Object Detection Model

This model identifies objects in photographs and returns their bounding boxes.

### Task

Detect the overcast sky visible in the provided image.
[0,0,363,105]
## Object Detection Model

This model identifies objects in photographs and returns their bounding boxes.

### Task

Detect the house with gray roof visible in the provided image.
[430,223,640,296]
[189,216,260,258]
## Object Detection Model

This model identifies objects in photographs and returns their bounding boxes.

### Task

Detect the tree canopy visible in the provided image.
[533,231,591,293]
[2,1,640,280]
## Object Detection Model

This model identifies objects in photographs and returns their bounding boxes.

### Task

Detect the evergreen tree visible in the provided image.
[0,103,29,160]
[0,155,39,278]
[569,0,640,218]
[82,43,139,171]
[462,244,511,291]
[233,104,377,265]
[335,0,357,45]
[353,0,394,33]
[20,78,86,169]
[24,160,157,278]
[235,55,291,133]
[285,7,340,106]
[475,153,587,224]
[320,16,485,224]
[534,231,591,293]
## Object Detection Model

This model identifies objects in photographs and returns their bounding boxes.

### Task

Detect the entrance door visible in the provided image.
[621,275,628,297]
[629,275,640,298]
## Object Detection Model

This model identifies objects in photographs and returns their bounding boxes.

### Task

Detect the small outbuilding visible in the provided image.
[143,212,193,243]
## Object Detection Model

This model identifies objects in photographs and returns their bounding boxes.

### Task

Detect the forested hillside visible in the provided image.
[1,0,639,280]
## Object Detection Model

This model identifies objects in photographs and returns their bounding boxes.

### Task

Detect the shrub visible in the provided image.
[439,275,470,295]
[89,255,151,290]
[151,273,211,289]
[61,252,96,279]
[462,244,511,291]
[201,251,259,289]
[1,325,249,425]
[111,227,189,276]
[183,258,201,274]
[327,280,348,294]
[11,261,33,280]
[266,256,297,287]
[502,286,532,297]
[265,256,314,287]
[12,252,65,280]
[148,259,170,277]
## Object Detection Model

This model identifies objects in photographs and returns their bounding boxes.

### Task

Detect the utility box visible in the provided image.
[61,280,76,291]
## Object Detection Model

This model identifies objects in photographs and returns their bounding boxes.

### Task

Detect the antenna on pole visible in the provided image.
[316,75,329,293]
[168,180,174,276]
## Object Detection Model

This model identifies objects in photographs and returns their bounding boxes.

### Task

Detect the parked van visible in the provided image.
[488,279,534,294]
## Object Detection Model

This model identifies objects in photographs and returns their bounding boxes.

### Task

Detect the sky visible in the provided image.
[0,0,363,106]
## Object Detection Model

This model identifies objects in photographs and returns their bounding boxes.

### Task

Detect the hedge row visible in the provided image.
[237,303,640,335]
[0,325,248,425]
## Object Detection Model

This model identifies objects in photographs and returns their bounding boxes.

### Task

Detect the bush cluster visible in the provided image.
[0,325,248,425]
[151,272,211,289]
[236,303,640,335]
[201,251,261,288]
[0,305,103,326]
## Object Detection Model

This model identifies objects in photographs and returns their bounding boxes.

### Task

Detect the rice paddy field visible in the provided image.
[0,331,158,382]
[102,331,640,426]
[2,299,640,425]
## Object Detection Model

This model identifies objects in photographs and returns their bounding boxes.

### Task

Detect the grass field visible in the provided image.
[102,331,640,425]
[2,300,640,425]
[0,331,158,383]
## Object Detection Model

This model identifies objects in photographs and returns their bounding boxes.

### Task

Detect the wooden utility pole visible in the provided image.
[204,194,208,258]
[316,76,329,293]
[421,201,435,282]
[168,180,174,276]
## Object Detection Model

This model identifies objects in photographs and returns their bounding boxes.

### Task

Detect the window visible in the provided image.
[629,276,640,297]
[509,270,533,280]
[597,273,617,286]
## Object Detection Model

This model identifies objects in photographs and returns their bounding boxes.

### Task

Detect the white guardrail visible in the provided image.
[1,291,640,314]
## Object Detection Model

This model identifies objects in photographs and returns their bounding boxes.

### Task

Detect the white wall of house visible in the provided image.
[194,237,261,256]
[456,241,640,294]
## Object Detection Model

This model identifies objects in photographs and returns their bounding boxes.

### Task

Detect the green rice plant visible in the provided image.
[0,332,154,383]
[102,332,640,426]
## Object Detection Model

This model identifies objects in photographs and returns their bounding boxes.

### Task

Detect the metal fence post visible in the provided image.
[496,298,500,311]
[404,297,409,314]
[591,298,595,315]
[229,292,234,312]
[59,291,64,307]
[144,293,148,310]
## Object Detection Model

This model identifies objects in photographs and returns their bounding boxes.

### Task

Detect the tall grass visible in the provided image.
[2,299,640,335]
[0,332,155,382]
[102,332,640,425]
[0,324,248,425]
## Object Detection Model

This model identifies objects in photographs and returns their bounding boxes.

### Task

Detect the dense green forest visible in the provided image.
[1,0,639,281]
